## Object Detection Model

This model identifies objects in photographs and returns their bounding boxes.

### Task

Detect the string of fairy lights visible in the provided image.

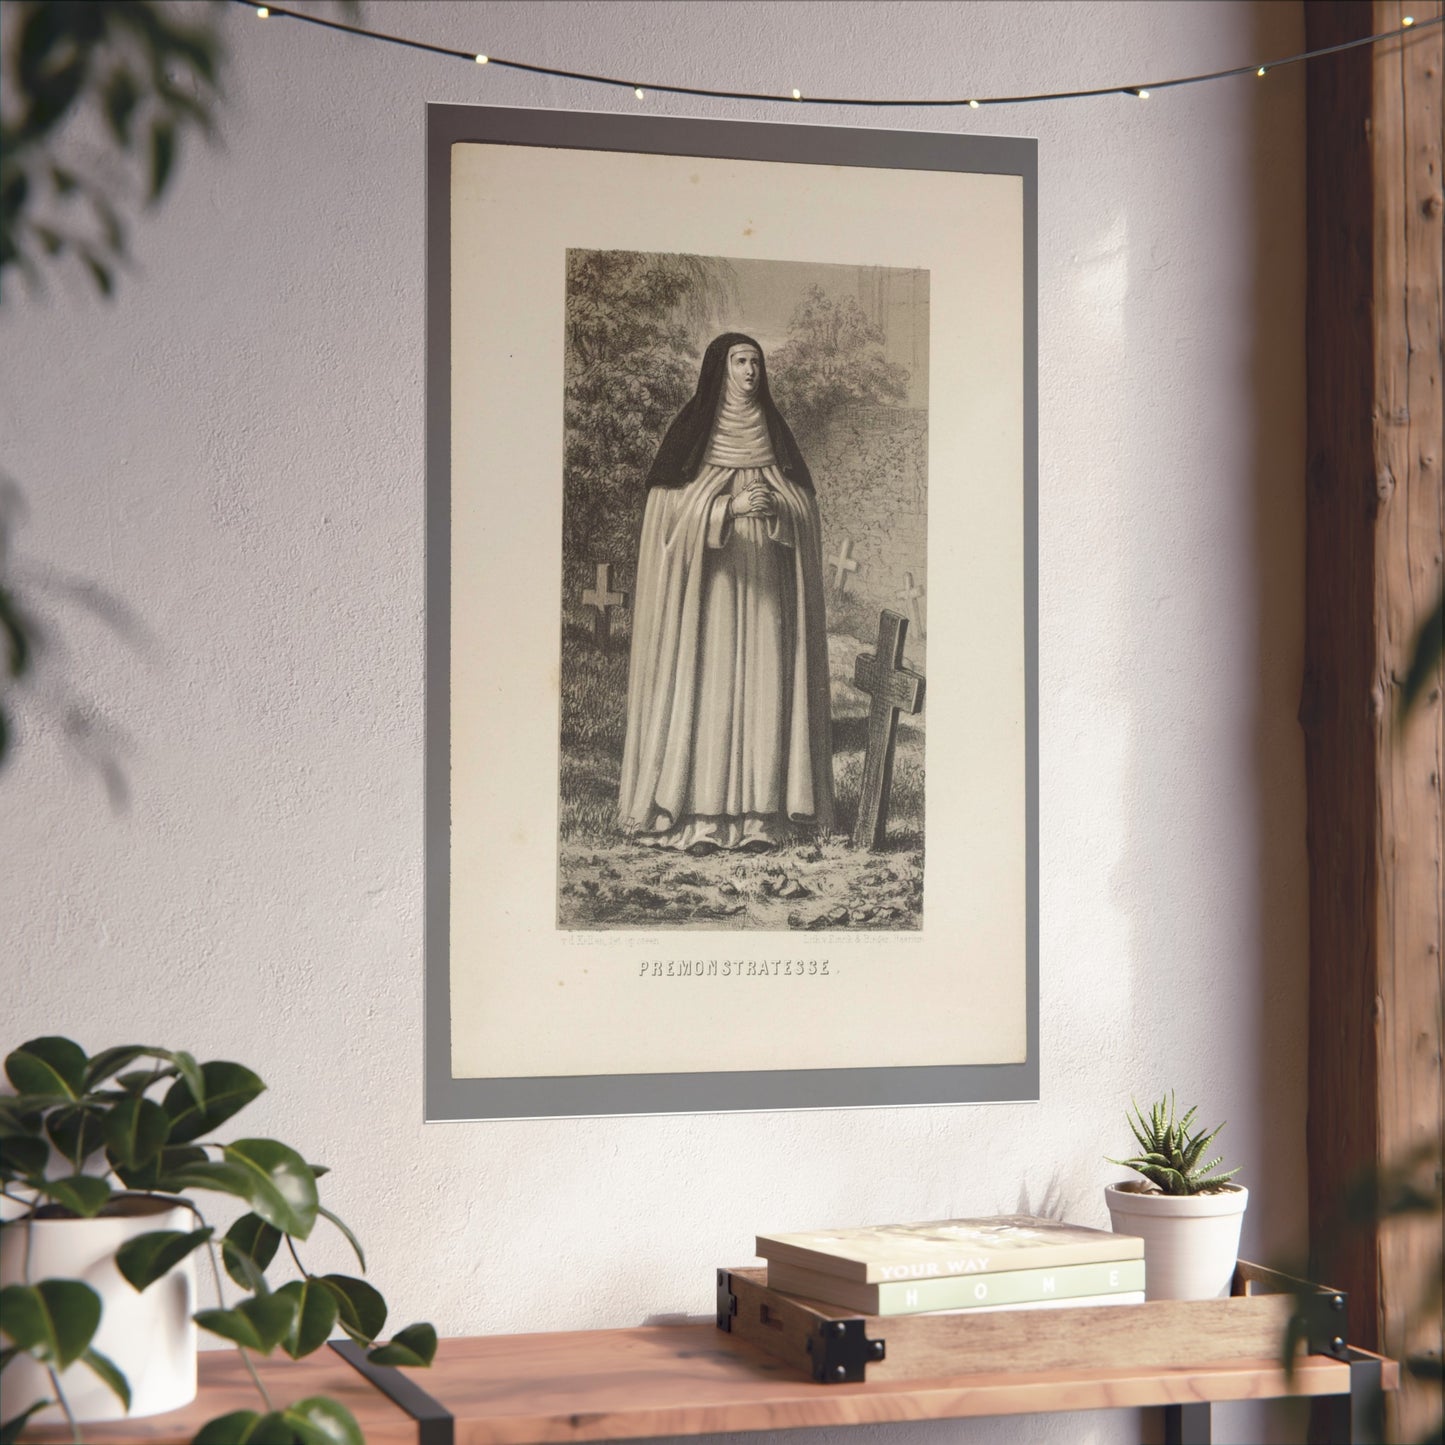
[234,1,1438,108]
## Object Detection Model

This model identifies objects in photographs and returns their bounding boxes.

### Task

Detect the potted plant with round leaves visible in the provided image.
[0,1035,436,1443]
[1104,1091,1248,1301]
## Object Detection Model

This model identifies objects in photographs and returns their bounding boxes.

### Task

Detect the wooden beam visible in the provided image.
[1303,3,1444,1439]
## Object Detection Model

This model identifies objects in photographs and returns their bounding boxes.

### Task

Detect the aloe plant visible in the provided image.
[0,1036,436,1444]
[1109,1092,1241,1196]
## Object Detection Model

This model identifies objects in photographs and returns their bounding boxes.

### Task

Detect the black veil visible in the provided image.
[643,332,813,492]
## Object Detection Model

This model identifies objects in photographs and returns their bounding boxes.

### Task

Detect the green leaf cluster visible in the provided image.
[1107,1091,1242,1196]
[0,1036,436,1443]
[1,0,223,300]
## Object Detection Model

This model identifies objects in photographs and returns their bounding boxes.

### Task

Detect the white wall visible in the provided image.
[1,2,1307,1442]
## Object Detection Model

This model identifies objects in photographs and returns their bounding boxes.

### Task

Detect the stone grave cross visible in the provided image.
[581,562,629,646]
[829,537,860,594]
[897,571,926,638]
[851,609,926,852]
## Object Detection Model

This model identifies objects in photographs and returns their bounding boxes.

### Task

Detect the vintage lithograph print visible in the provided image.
[432,109,1034,1113]
[558,251,929,931]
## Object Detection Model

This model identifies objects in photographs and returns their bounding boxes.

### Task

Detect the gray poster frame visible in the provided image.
[425,102,1038,1120]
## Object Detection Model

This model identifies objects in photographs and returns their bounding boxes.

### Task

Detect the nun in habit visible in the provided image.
[618,333,835,853]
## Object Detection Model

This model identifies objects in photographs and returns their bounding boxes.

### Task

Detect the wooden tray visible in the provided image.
[717,1260,1354,1384]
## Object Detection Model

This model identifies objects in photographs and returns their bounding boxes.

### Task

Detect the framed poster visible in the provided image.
[425,103,1037,1119]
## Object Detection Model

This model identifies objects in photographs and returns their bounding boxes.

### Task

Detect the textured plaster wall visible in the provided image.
[1,2,1307,1441]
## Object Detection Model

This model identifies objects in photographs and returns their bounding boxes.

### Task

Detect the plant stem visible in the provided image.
[45,1364,81,1445]
[201,1223,273,1412]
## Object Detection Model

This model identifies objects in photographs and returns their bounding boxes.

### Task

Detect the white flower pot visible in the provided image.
[0,1194,198,1423]
[1104,1181,1249,1301]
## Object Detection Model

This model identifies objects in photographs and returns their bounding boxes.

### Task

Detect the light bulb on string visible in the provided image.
[217,0,1444,113]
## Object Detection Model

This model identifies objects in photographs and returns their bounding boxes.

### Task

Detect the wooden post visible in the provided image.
[1303,4,1443,1438]
[581,563,628,646]
[852,610,925,852]
[829,538,860,593]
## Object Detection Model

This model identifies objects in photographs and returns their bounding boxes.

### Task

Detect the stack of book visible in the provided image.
[756,1215,1145,1316]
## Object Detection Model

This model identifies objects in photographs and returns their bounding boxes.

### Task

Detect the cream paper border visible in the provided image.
[449,142,1024,1079]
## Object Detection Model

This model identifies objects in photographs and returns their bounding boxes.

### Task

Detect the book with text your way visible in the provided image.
[756,1215,1144,1285]
[766,1256,1147,1316]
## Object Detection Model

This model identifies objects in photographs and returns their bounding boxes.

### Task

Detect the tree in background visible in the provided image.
[562,250,719,582]
[767,285,909,442]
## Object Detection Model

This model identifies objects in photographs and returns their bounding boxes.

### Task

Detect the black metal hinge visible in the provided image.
[806,1317,886,1382]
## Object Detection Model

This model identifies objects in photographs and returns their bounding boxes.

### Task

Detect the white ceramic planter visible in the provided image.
[0,1194,198,1423]
[1104,1181,1249,1301]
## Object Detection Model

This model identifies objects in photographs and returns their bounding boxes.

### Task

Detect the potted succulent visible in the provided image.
[1104,1092,1248,1301]
[0,1036,436,1443]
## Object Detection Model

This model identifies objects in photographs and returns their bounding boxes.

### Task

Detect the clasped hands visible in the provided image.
[729,481,777,518]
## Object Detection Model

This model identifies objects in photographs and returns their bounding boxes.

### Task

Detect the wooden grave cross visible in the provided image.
[829,537,860,594]
[897,571,926,638]
[581,562,629,646]
[851,609,926,852]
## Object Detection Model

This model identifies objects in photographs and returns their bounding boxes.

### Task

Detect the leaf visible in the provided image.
[81,1346,131,1409]
[0,1400,53,1444]
[222,1213,281,1289]
[163,1157,257,1203]
[83,253,113,297]
[162,1061,264,1144]
[103,1094,171,1168]
[192,1410,298,1445]
[282,1397,365,1445]
[367,1322,437,1368]
[168,1051,206,1111]
[102,69,140,144]
[318,1274,385,1346]
[46,1104,107,1166]
[148,118,176,202]
[86,1046,201,1107]
[318,1205,365,1272]
[114,1141,207,1192]
[0,1134,48,1181]
[0,1280,101,1367]
[5,1036,87,1098]
[221,1139,318,1240]
[1399,588,1444,721]
[116,1226,213,1291]
[276,1278,339,1359]
[0,1097,43,1137]
[35,1173,112,1216]
[195,1292,298,1355]
[193,1411,264,1445]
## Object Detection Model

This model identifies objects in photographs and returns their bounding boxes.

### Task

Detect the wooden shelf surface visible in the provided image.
[19,1348,416,1445]
[18,1323,1400,1445]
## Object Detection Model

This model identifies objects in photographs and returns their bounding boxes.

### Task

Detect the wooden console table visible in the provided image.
[22,1321,1397,1445]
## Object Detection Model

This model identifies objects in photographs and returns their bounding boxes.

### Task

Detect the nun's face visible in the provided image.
[727,345,762,398]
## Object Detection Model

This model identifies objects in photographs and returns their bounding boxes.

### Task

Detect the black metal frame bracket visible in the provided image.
[805,1317,886,1383]
[716,1268,738,1331]
[329,1338,455,1445]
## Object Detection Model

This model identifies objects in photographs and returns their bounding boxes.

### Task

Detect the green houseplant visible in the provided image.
[1103,1092,1248,1300]
[0,1035,436,1443]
